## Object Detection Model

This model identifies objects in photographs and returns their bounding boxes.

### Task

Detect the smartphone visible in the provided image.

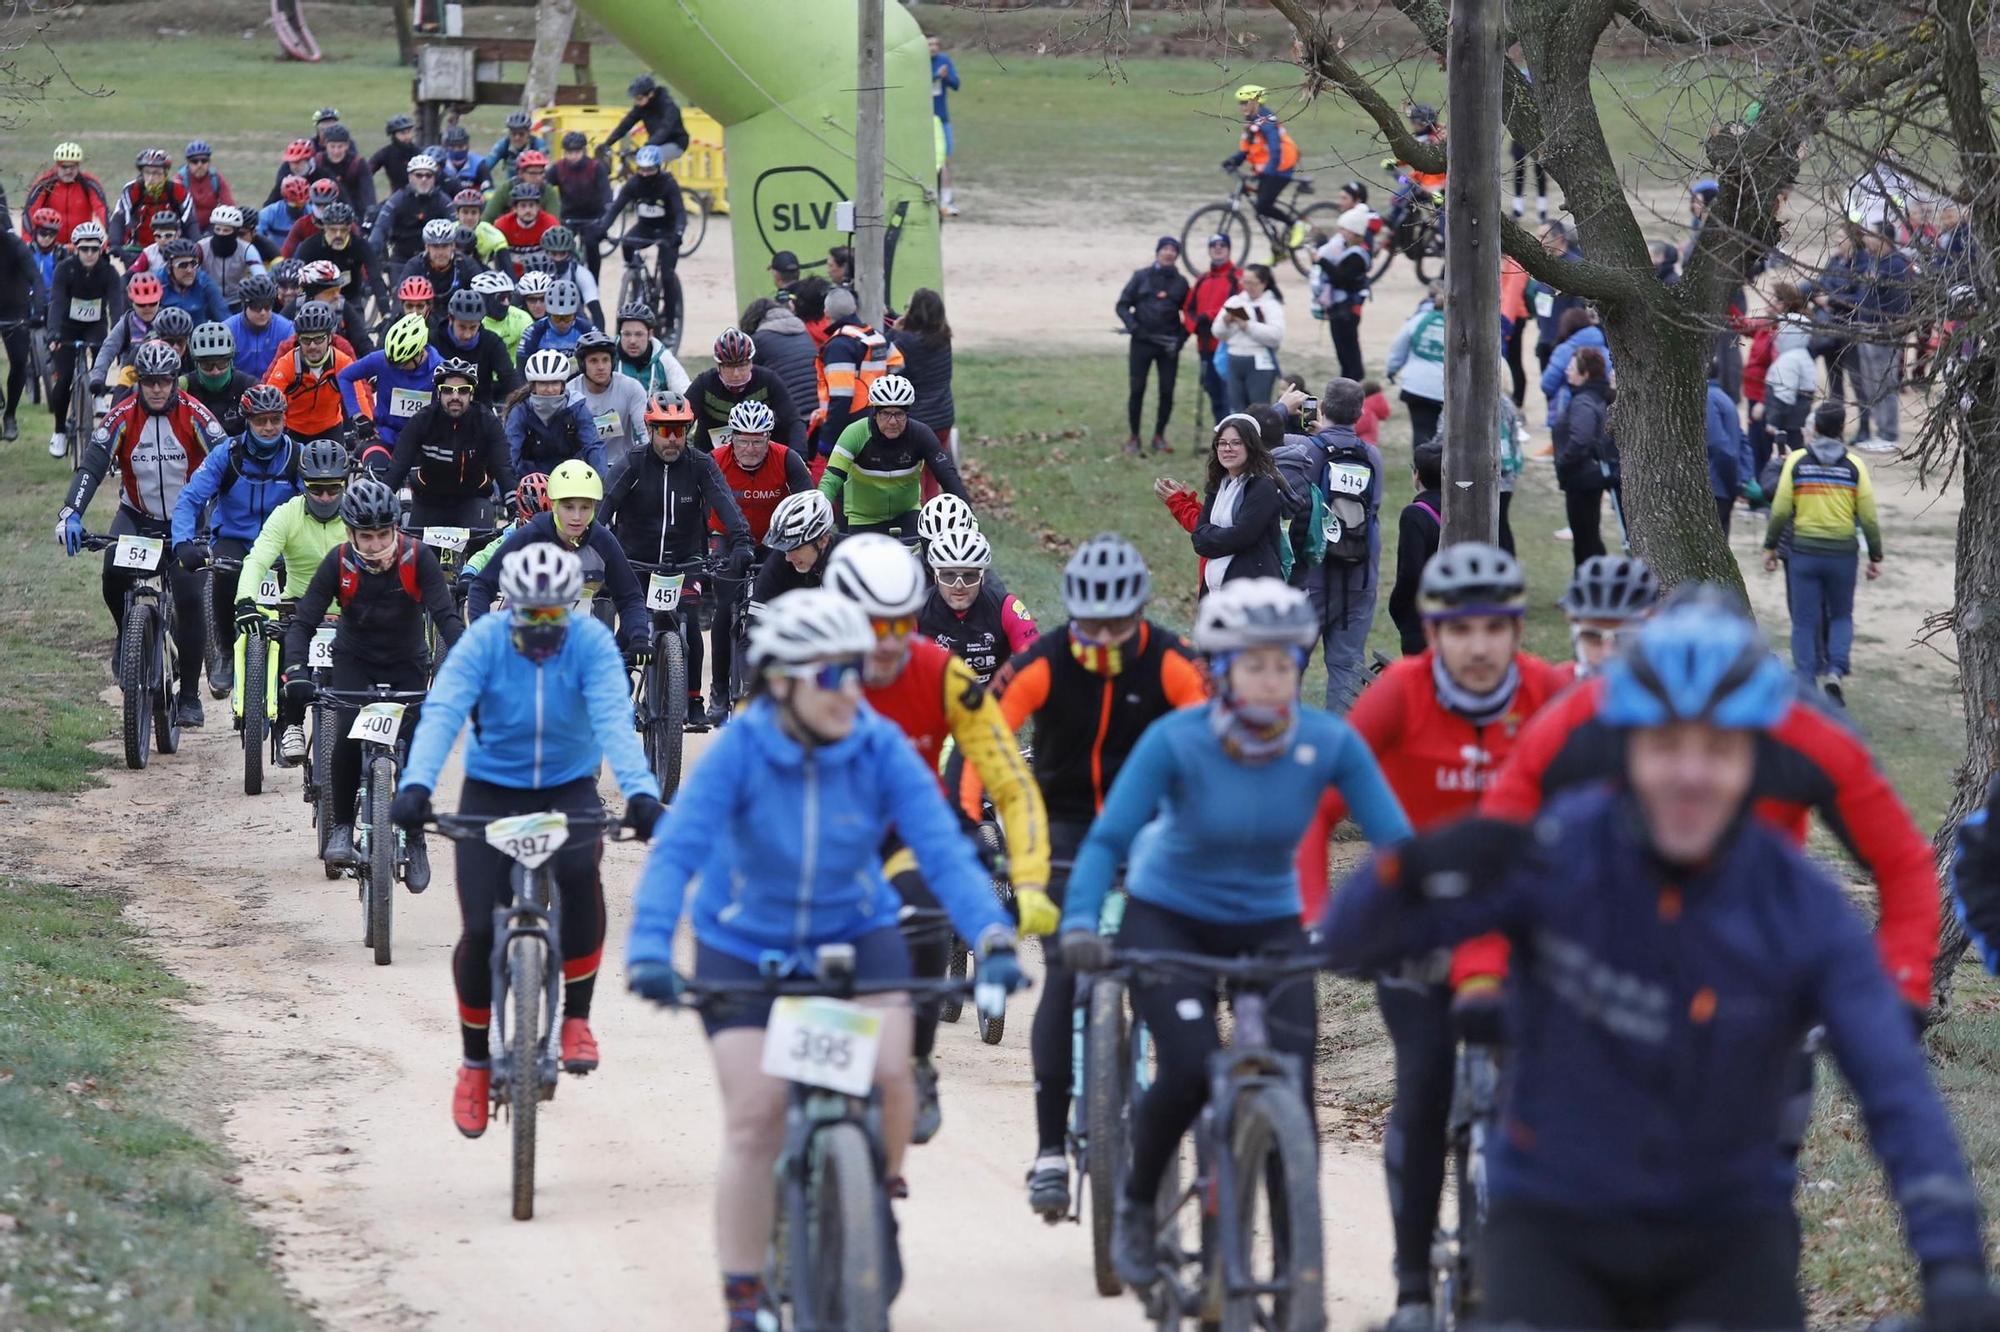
[1301,397,1319,420]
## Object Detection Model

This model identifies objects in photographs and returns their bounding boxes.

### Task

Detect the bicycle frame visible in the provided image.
[491,856,565,1104]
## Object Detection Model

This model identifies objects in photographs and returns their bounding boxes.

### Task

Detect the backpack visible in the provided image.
[1272,440,1328,577]
[1321,439,1378,565]
[216,437,300,498]
[336,535,423,608]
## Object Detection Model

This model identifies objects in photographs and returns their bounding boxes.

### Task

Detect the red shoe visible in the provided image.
[560,1017,599,1074]
[453,1064,490,1138]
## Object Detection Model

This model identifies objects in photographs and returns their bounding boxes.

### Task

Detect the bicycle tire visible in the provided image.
[152,605,181,756]
[508,932,543,1221]
[367,756,395,966]
[242,630,267,795]
[680,191,708,258]
[1414,226,1446,286]
[119,603,151,770]
[1289,202,1343,276]
[652,631,687,799]
[1221,1085,1324,1332]
[1179,203,1252,279]
[659,270,684,357]
[313,706,340,879]
[973,820,1008,1045]
[1085,976,1128,1297]
[69,356,90,469]
[200,577,228,700]
[809,1121,887,1328]
[941,937,966,1024]
[1369,237,1398,282]
[616,262,652,333]
[27,328,46,405]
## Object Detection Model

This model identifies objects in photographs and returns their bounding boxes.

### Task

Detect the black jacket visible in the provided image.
[686,364,805,452]
[1554,380,1614,493]
[294,231,389,308]
[382,401,516,499]
[551,157,612,223]
[601,443,753,569]
[1116,262,1191,349]
[48,254,123,338]
[0,230,46,321]
[467,511,648,647]
[183,368,257,438]
[606,92,690,152]
[398,252,485,311]
[1386,488,1443,655]
[372,186,453,265]
[888,329,955,434]
[1192,472,1286,584]
[284,537,461,677]
[598,173,685,241]
[370,140,420,195]
[433,322,522,406]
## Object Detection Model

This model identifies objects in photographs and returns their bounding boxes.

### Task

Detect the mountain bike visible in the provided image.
[1110,948,1326,1332]
[1180,170,1341,281]
[318,685,428,966]
[82,532,184,769]
[298,617,341,878]
[405,522,502,670]
[1372,173,1446,285]
[214,555,288,796]
[429,809,632,1220]
[628,554,735,800]
[1430,1042,1501,1332]
[602,142,710,258]
[614,235,685,356]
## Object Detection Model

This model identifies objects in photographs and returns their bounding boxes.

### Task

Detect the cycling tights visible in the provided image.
[208,535,250,662]
[48,339,94,433]
[1378,976,1453,1300]
[328,658,425,827]
[1253,173,1296,228]
[1,323,28,418]
[1028,822,1090,1155]
[450,774,608,1063]
[101,508,206,701]
[886,839,948,1061]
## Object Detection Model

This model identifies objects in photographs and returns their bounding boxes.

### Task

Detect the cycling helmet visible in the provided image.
[523,348,571,383]
[573,329,616,359]
[540,225,577,254]
[515,472,551,520]
[634,145,665,170]
[298,260,342,290]
[517,271,553,298]
[926,527,992,573]
[713,327,756,364]
[517,149,548,171]
[1193,577,1317,653]
[239,382,287,419]
[825,534,927,618]
[869,373,916,409]
[135,147,170,169]
[386,113,415,134]
[185,139,212,160]
[505,110,532,131]
[748,588,875,672]
[340,476,400,530]
[446,287,485,322]
[1560,554,1659,622]
[308,179,341,205]
[283,138,315,164]
[276,176,311,210]
[1600,593,1789,729]
[384,314,430,363]
[516,250,555,275]
[52,142,84,164]
[1234,84,1268,102]
[321,125,352,145]
[629,73,660,98]
[545,458,603,503]
[236,273,278,308]
[133,340,182,380]
[71,220,106,246]
[314,106,341,124]
[29,207,62,231]
[270,258,304,286]
[162,237,201,263]
[208,205,244,230]
[765,491,835,552]
[645,390,695,424]
[617,301,655,329]
[1062,533,1151,619]
[500,545,585,613]
[152,306,194,340]
[1417,542,1526,618]
[561,130,588,151]
[150,209,183,233]
[470,269,513,295]
[421,218,457,247]
[189,321,234,359]
[917,493,979,544]
[294,300,338,335]
[452,187,484,209]
[546,278,582,317]
[443,125,470,147]
[727,400,776,436]
[299,436,348,479]
[509,180,543,204]
[320,201,355,226]
[126,272,164,304]
[433,356,477,387]
[397,275,435,303]
[407,153,439,176]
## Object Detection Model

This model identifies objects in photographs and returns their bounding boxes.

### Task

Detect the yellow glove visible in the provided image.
[1013,886,1059,937]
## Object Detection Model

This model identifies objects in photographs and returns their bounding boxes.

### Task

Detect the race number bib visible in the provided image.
[482,812,571,868]
[111,535,163,571]
[256,575,283,604]
[593,409,622,439]
[309,626,336,668]
[762,996,882,1097]
[68,297,104,324]
[347,701,406,744]
[421,526,470,553]
[1533,291,1555,319]
[388,387,428,419]
[1327,461,1371,497]
[635,201,666,219]
[647,572,684,612]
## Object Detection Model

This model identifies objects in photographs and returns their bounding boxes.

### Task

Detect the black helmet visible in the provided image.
[271,258,304,287]
[238,272,278,306]
[540,225,576,254]
[340,476,400,529]
[1407,103,1439,129]
[321,124,352,144]
[320,200,355,226]
[447,287,485,322]
[1417,542,1526,617]
[433,356,478,386]
[509,179,542,203]
[294,300,337,335]
[299,436,349,482]
[505,110,532,131]
[239,382,288,419]
[443,124,470,147]
[628,73,658,98]
[617,301,654,329]
[162,237,201,262]
[1560,555,1659,621]
[561,130,588,151]
[134,340,182,380]
[386,113,415,134]
[152,306,195,339]
[574,329,616,358]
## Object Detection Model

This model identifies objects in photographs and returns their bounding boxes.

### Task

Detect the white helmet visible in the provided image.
[868,373,916,409]
[824,533,926,617]
[747,588,876,671]
[71,220,107,246]
[407,153,440,175]
[917,492,978,544]
[470,269,514,295]
[517,271,554,298]
[1063,533,1151,619]
[422,218,457,245]
[926,527,991,572]
[727,399,776,436]
[1193,577,1318,653]
[523,349,572,384]
[208,204,245,230]
[498,544,583,609]
[765,490,835,552]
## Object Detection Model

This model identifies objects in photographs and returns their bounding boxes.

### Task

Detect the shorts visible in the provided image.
[694,926,912,1035]
[941,119,954,158]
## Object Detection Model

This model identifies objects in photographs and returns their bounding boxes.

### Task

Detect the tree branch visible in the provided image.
[1612,0,1704,45]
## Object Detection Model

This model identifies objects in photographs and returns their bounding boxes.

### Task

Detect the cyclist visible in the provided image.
[518,277,597,361]
[486,149,560,224]
[468,460,649,650]
[237,436,350,764]
[0,212,45,444]
[602,391,755,727]
[506,349,607,479]
[434,287,520,404]
[1384,104,1449,243]
[399,218,482,311]
[127,208,185,276]
[371,114,420,195]
[626,587,1022,1330]
[818,373,968,534]
[44,219,119,458]
[383,274,435,337]
[537,227,602,326]
[381,359,516,528]
[1554,553,1658,683]
[289,260,366,356]
[173,382,305,701]
[259,175,312,251]
[1291,542,1565,1330]
[550,133,612,283]
[293,202,390,351]
[55,341,226,728]
[264,139,316,209]
[567,328,647,453]
[108,148,191,253]
[176,141,236,235]
[150,307,196,373]
[158,239,231,326]
[447,188,507,268]
[603,72,692,160]
[612,301,690,395]
[459,473,549,587]
[821,534,1052,1142]
[310,125,378,217]
[370,153,450,267]
[471,270,531,360]
[195,207,265,309]
[439,127,487,195]
[495,179,558,257]
[280,477,459,879]
[180,322,256,436]
[687,326,805,452]
[278,179,342,258]
[918,527,1036,687]
[591,144,685,304]
[1320,603,2000,1332]
[393,541,660,1130]
[749,489,839,604]
[88,271,165,401]
[262,300,354,442]
[708,399,813,718]
[338,313,442,462]
[24,142,110,244]
[270,258,305,314]
[1222,85,1302,244]
[226,274,295,385]
[809,285,903,455]
[516,269,553,325]
[26,207,67,293]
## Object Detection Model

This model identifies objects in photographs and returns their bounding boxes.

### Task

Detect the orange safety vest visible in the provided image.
[809,321,905,434]
[1240,111,1301,174]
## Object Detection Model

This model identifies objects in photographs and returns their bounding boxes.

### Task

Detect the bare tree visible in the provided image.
[0,1,106,137]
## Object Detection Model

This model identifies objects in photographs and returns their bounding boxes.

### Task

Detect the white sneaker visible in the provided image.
[1858,437,1900,454]
[1553,527,1573,541]
[279,725,307,764]
[47,431,66,458]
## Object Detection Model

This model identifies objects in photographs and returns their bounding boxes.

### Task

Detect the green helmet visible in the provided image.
[383,314,430,364]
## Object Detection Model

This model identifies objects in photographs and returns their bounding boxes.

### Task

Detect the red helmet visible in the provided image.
[283,138,316,164]
[281,175,311,205]
[645,391,695,425]
[712,327,755,365]
[29,207,62,231]
[126,272,164,304]
[453,188,484,209]
[517,150,548,170]
[308,179,340,203]
[516,472,551,521]
[398,275,435,302]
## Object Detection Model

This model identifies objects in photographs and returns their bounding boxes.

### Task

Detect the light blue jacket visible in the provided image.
[627,697,1010,967]
[171,433,303,545]
[227,310,295,380]
[401,611,659,797]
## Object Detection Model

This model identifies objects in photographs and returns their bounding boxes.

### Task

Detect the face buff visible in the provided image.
[1206,649,1301,764]
[1431,652,1521,727]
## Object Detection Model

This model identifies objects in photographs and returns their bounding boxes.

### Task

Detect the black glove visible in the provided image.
[89,379,105,396]
[1451,980,1506,1046]
[280,665,315,704]
[389,783,432,832]
[727,547,753,578]
[175,541,209,572]
[623,642,652,669]
[1393,818,1532,901]
[624,793,665,841]
[234,598,263,633]
[1222,152,1246,171]
[1059,930,1112,974]
[1924,1262,2000,1332]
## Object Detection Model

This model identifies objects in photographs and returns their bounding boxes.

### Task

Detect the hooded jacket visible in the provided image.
[171,430,304,544]
[613,335,692,398]
[601,440,753,568]
[1765,435,1882,561]
[466,510,648,648]
[1764,314,1819,407]
[749,305,817,420]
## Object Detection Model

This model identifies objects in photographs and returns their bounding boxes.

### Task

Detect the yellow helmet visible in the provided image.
[1234,84,1267,103]
[545,459,603,504]
[383,314,430,365]
[53,142,85,164]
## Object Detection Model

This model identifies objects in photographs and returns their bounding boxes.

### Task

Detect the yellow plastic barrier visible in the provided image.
[532,104,729,213]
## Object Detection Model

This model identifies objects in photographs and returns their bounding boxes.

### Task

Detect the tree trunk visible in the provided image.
[390,0,416,67]
[522,0,578,113]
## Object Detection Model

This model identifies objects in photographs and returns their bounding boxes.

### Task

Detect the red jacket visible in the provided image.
[176,167,237,233]
[24,170,110,243]
[712,441,806,543]
[280,213,322,259]
[1183,262,1243,354]
[111,178,192,252]
[1742,319,1777,406]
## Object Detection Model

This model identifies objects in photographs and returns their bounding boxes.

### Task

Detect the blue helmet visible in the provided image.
[635,145,665,170]
[1600,590,1790,730]
[185,139,213,159]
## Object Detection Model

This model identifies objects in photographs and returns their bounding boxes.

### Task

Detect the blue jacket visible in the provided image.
[256,200,303,249]
[627,698,1009,967]
[518,315,600,364]
[226,311,295,381]
[1062,705,1411,933]
[337,347,444,446]
[160,270,230,326]
[401,610,658,797]
[930,53,960,120]
[1321,786,1985,1267]
[466,511,648,649]
[171,433,304,545]
[1704,382,1743,500]
[505,396,606,479]
[1539,324,1611,402]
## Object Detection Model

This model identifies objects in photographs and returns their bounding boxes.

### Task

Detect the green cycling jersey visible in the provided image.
[240,495,345,602]
[817,413,968,530]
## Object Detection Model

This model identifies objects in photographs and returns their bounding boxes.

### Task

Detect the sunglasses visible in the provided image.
[934,569,982,588]
[874,408,908,421]
[437,385,474,398]
[1573,625,1631,649]
[304,482,345,498]
[298,334,331,348]
[513,605,569,625]
[772,659,862,690]
[870,615,917,639]
[172,260,198,269]
[76,243,103,252]
[651,421,687,434]
[187,156,211,165]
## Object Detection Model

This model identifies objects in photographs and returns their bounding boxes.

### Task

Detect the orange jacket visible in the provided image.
[264,345,356,437]
[1500,256,1530,324]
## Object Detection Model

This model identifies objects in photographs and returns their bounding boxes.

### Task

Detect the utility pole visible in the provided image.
[1441,0,1503,543]
[855,0,888,326]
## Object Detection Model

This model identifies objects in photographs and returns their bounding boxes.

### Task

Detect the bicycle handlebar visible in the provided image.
[311,686,430,707]
[667,970,982,1011]
[425,810,638,844]
[1106,947,1324,986]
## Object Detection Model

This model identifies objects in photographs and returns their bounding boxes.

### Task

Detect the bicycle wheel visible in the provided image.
[941,937,967,1024]
[659,269,684,357]
[616,261,651,330]
[680,191,709,258]
[68,357,90,469]
[508,932,544,1221]
[1414,222,1447,286]
[1085,976,1129,1297]
[313,706,340,880]
[807,1121,887,1329]
[151,606,181,756]
[1289,202,1343,276]
[1180,203,1251,279]
[200,578,228,700]
[1220,1085,1324,1332]
[118,602,152,770]
[651,632,687,799]
[242,631,267,795]
[367,755,395,966]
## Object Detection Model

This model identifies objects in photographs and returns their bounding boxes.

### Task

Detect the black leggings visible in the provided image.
[1120,898,1317,1206]
[1503,319,1528,407]
[1029,822,1092,1154]
[1,323,28,416]
[451,775,608,1062]
[885,835,951,1061]
[1510,140,1547,203]
[708,573,743,709]
[1328,311,1364,383]
[1403,393,1442,450]
[1253,172,1295,228]
[1127,341,1178,439]
[1378,977,1454,1296]
[208,535,250,659]
[48,338,94,433]
[1481,1201,1803,1330]
[101,508,207,700]
[1565,487,1607,566]
[328,657,426,825]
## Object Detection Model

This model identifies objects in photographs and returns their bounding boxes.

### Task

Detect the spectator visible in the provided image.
[930,35,961,216]
[1763,402,1884,704]
[1193,411,1287,590]
[1500,253,1530,407]
[1357,379,1391,447]
[1308,379,1384,709]
[1385,284,1447,447]
[1182,233,1242,423]
[767,249,801,302]
[1554,346,1615,566]
[1649,239,1681,286]
[827,245,854,290]
[1210,262,1285,415]
[1385,442,1444,655]
[1811,227,1863,404]
[1116,236,1190,455]
[1705,360,1744,536]
[1316,208,1373,381]
[1539,305,1611,430]
[1527,221,1583,396]
[1850,229,1911,452]
[742,294,817,423]
[1741,303,1778,487]
[1763,283,1819,464]
[889,286,955,444]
